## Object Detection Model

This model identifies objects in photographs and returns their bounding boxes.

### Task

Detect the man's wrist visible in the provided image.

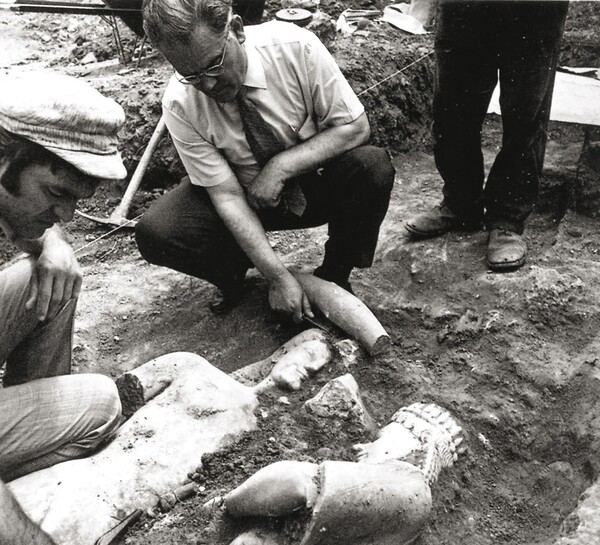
[262,265,292,285]
[15,225,65,256]
[41,225,67,246]
[265,154,293,182]
[265,267,294,286]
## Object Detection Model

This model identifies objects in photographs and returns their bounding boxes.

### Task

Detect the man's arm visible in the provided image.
[14,225,83,321]
[0,478,57,545]
[207,177,313,322]
[247,113,370,209]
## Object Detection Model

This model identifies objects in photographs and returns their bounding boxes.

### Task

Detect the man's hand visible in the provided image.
[246,165,285,210]
[268,273,314,323]
[207,178,312,322]
[26,230,82,321]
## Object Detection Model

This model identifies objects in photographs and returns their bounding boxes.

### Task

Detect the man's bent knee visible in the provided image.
[0,375,122,480]
[364,146,395,186]
[345,146,396,189]
[76,374,122,453]
[135,214,169,266]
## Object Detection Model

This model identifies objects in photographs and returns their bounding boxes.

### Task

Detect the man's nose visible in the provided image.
[53,200,77,223]
[194,77,217,94]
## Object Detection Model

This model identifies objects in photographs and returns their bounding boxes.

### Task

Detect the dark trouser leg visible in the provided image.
[303,145,395,277]
[136,147,393,290]
[484,6,568,233]
[433,5,498,223]
[135,179,252,293]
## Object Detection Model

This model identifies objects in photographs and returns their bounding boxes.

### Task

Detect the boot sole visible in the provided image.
[405,222,483,239]
[486,255,526,271]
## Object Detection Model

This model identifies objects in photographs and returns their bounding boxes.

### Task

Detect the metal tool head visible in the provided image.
[76,209,138,228]
[303,315,331,334]
[94,509,143,545]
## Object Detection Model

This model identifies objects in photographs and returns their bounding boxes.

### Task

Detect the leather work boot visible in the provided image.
[486,228,527,271]
[404,202,482,238]
[314,264,354,295]
[209,270,248,315]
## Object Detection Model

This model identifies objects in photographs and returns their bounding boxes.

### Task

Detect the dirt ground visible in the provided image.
[2,1,600,544]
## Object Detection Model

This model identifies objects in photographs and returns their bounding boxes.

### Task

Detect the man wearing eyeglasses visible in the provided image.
[138,0,395,321]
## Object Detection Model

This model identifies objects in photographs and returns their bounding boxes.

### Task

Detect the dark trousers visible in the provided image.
[433,0,569,233]
[135,145,394,292]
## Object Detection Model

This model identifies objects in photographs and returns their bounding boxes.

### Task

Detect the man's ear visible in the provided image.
[231,14,246,44]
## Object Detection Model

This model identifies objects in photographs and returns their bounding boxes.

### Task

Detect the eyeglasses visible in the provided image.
[177,30,230,85]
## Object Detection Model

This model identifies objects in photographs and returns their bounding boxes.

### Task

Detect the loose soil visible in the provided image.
[2,2,600,545]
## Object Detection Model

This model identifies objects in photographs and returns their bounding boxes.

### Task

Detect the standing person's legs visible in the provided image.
[482,2,567,271]
[0,374,122,481]
[0,258,75,386]
[433,7,498,222]
[135,177,253,298]
[405,2,497,237]
[484,4,569,233]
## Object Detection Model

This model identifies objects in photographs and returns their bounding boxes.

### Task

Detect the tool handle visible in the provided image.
[112,115,167,219]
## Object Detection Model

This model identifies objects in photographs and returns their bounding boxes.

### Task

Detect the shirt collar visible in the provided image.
[242,40,267,90]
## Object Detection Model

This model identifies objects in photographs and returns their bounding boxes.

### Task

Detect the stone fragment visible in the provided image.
[303,374,377,434]
[334,339,360,369]
[555,478,600,545]
[81,52,98,64]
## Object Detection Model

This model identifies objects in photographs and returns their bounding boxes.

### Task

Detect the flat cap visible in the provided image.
[0,72,127,180]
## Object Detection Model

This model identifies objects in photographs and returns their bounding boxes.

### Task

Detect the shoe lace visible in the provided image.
[496,228,518,239]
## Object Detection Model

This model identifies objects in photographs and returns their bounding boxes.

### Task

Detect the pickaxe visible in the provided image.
[77,115,167,228]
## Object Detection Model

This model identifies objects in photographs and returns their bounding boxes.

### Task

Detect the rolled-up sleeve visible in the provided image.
[303,31,365,130]
[162,100,237,188]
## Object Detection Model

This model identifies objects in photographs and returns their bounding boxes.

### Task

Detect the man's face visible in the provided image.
[160,15,248,103]
[0,161,96,240]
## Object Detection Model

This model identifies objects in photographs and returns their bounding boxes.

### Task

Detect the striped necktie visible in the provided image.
[237,88,306,216]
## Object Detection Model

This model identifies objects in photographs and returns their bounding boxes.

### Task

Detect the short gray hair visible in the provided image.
[142,0,232,46]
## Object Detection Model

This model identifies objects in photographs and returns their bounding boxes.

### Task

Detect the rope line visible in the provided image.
[74,50,433,253]
[357,51,432,96]
[74,214,142,255]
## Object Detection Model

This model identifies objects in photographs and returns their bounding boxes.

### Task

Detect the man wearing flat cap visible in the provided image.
[0,72,127,545]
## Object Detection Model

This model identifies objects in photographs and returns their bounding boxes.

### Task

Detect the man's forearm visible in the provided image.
[0,479,56,545]
[268,113,370,181]
[209,183,290,283]
[217,198,289,282]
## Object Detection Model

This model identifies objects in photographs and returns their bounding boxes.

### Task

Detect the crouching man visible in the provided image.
[136,0,395,318]
[0,72,127,544]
